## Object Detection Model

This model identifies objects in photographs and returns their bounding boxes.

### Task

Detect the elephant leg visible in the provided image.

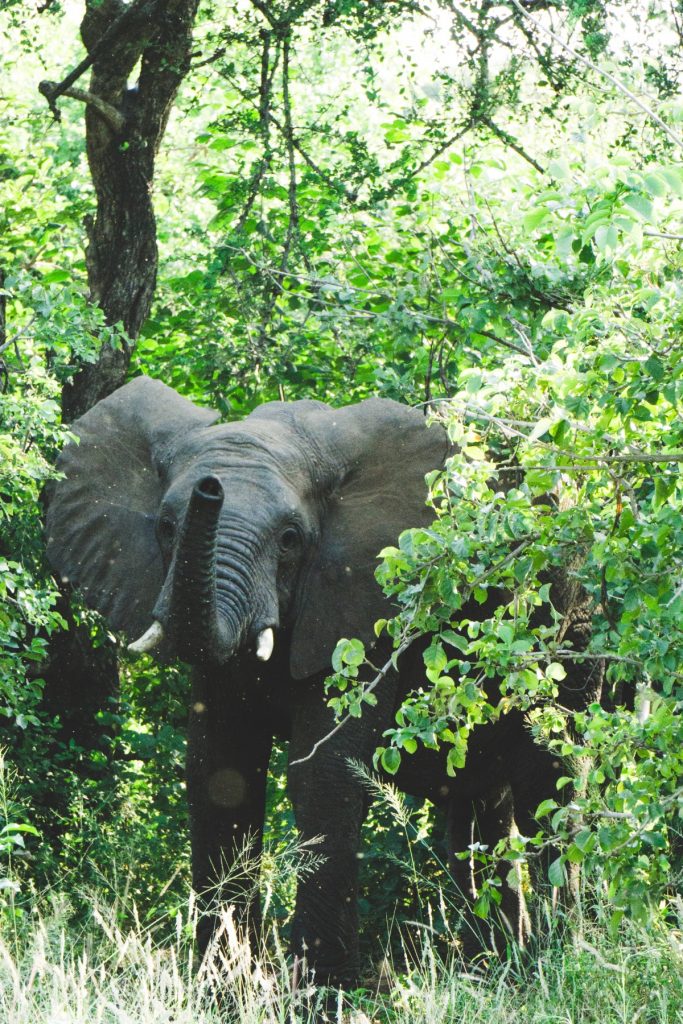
[187,668,273,956]
[446,794,480,956]
[447,784,523,957]
[287,678,396,989]
[289,760,367,987]
[511,742,571,934]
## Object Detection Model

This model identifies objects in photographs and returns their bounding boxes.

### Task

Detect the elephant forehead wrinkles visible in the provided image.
[172,422,327,486]
[170,446,322,512]
[176,444,294,480]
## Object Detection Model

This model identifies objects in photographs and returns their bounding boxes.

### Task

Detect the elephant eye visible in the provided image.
[279,526,301,553]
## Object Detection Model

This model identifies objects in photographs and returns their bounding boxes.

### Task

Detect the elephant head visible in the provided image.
[46,377,448,677]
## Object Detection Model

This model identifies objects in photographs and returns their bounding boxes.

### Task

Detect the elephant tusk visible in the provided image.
[256,627,274,662]
[128,620,165,654]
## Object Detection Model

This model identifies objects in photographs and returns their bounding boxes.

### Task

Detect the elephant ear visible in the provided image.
[46,376,219,637]
[290,398,449,679]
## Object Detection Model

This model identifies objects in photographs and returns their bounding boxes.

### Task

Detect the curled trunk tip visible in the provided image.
[195,475,224,502]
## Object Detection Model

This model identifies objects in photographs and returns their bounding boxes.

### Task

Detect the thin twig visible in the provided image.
[481,117,545,174]
[0,315,36,368]
[397,124,472,182]
[235,32,279,232]
[643,229,683,241]
[0,267,5,354]
[190,46,227,69]
[221,66,356,201]
[217,245,539,358]
[291,537,537,767]
[508,0,683,151]
[280,32,299,273]
[289,635,418,766]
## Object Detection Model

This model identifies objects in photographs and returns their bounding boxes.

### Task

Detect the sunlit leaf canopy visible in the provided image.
[1,0,683,935]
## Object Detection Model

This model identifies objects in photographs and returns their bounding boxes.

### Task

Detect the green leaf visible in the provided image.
[657,166,683,195]
[548,857,568,887]
[523,208,549,231]
[623,192,654,221]
[653,476,676,510]
[424,642,448,682]
[380,747,401,775]
[643,172,668,197]
[497,622,514,644]
[41,268,70,284]
[441,630,469,653]
[574,828,595,853]
[566,843,584,864]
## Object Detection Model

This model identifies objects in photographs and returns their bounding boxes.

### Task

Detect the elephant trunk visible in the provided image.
[168,475,237,662]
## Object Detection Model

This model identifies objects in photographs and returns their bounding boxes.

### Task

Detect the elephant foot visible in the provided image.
[291,955,366,1023]
[298,986,377,1024]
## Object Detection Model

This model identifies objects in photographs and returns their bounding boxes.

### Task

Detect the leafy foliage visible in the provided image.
[329,152,683,922]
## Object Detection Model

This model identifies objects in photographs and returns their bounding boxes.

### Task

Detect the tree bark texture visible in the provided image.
[61,0,200,422]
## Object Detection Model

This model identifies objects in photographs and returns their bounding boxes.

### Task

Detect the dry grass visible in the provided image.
[1,888,682,1024]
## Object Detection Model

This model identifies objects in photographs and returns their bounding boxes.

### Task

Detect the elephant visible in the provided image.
[45,375,601,986]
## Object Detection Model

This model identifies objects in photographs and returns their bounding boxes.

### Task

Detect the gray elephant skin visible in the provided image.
[46,376,599,985]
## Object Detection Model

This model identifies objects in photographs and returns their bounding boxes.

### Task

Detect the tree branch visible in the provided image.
[509,0,683,151]
[280,32,299,272]
[219,66,357,201]
[236,30,279,232]
[190,46,226,69]
[38,0,162,121]
[38,82,125,132]
[410,125,473,181]
[0,267,5,353]
[481,116,545,174]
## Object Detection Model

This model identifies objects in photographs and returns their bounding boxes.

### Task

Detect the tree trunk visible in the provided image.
[61,0,200,421]
[42,0,200,757]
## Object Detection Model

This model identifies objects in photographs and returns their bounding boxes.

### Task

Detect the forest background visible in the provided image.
[1,0,683,1021]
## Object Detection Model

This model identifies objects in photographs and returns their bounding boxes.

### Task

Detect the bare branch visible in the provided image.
[280,32,299,272]
[0,315,36,367]
[405,124,472,181]
[221,66,357,201]
[190,46,226,70]
[644,229,683,241]
[0,268,5,354]
[247,0,278,28]
[38,81,125,132]
[481,116,545,174]
[470,325,537,361]
[216,247,541,363]
[235,31,280,232]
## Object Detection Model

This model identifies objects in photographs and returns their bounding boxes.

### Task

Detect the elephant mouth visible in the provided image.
[128,619,276,662]
[128,474,277,664]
